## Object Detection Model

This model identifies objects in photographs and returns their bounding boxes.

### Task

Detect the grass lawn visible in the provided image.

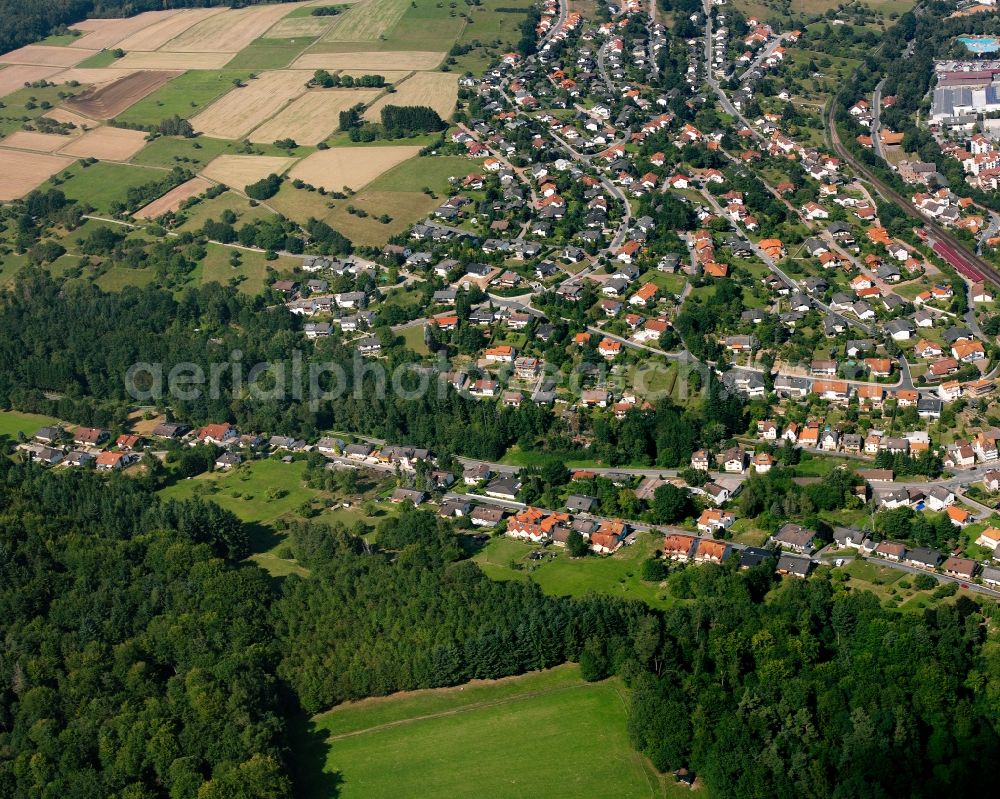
[366,154,470,194]
[473,533,673,609]
[197,242,299,294]
[324,190,439,246]
[303,664,667,799]
[0,409,61,441]
[47,161,170,215]
[114,70,255,127]
[226,37,317,70]
[94,265,159,291]
[175,190,272,233]
[74,50,121,68]
[400,323,430,355]
[267,182,336,224]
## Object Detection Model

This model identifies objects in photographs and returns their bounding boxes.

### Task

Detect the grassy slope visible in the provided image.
[473,533,674,609]
[0,410,61,440]
[306,665,665,799]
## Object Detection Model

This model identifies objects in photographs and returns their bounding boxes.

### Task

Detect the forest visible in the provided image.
[2,458,999,798]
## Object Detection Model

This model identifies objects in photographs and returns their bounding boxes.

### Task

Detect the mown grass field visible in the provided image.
[47,161,171,215]
[114,70,255,127]
[0,409,61,440]
[473,533,673,609]
[305,665,667,799]
[226,37,317,70]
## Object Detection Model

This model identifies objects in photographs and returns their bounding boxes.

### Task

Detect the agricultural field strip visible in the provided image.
[319,0,411,42]
[247,88,381,145]
[68,10,181,50]
[160,3,302,52]
[114,8,229,51]
[362,71,458,121]
[190,71,312,139]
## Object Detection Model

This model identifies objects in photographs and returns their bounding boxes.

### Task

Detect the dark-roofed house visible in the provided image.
[484,476,521,500]
[566,494,597,513]
[906,547,942,570]
[391,488,427,505]
[769,523,816,554]
[776,553,812,578]
[739,547,774,569]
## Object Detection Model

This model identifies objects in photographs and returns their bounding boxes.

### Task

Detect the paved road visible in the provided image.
[871,79,885,160]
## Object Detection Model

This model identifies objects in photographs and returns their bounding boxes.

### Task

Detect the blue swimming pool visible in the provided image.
[959,35,1000,54]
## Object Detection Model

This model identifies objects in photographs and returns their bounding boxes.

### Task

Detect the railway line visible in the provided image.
[827,103,1000,288]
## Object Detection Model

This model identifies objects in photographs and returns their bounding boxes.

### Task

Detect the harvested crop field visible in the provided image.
[0,65,67,100]
[163,3,301,52]
[190,70,309,139]
[64,70,181,119]
[134,176,212,218]
[0,150,75,201]
[69,11,180,50]
[267,17,334,38]
[58,126,148,161]
[201,155,298,188]
[287,145,419,191]
[320,0,410,42]
[248,88,380,145]
[115,8,227,51]
[364,72,457,121]
[40,107,97,130]
[53,68,138,86]
[0,45,97,68]
[115,51,234,70]
[0,131,76,152]
[292,50,444,71]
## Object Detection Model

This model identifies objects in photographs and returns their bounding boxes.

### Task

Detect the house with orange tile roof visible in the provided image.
[598,338,622,358]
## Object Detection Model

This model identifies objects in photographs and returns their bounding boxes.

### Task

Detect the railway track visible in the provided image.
[827,103,1000,288]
